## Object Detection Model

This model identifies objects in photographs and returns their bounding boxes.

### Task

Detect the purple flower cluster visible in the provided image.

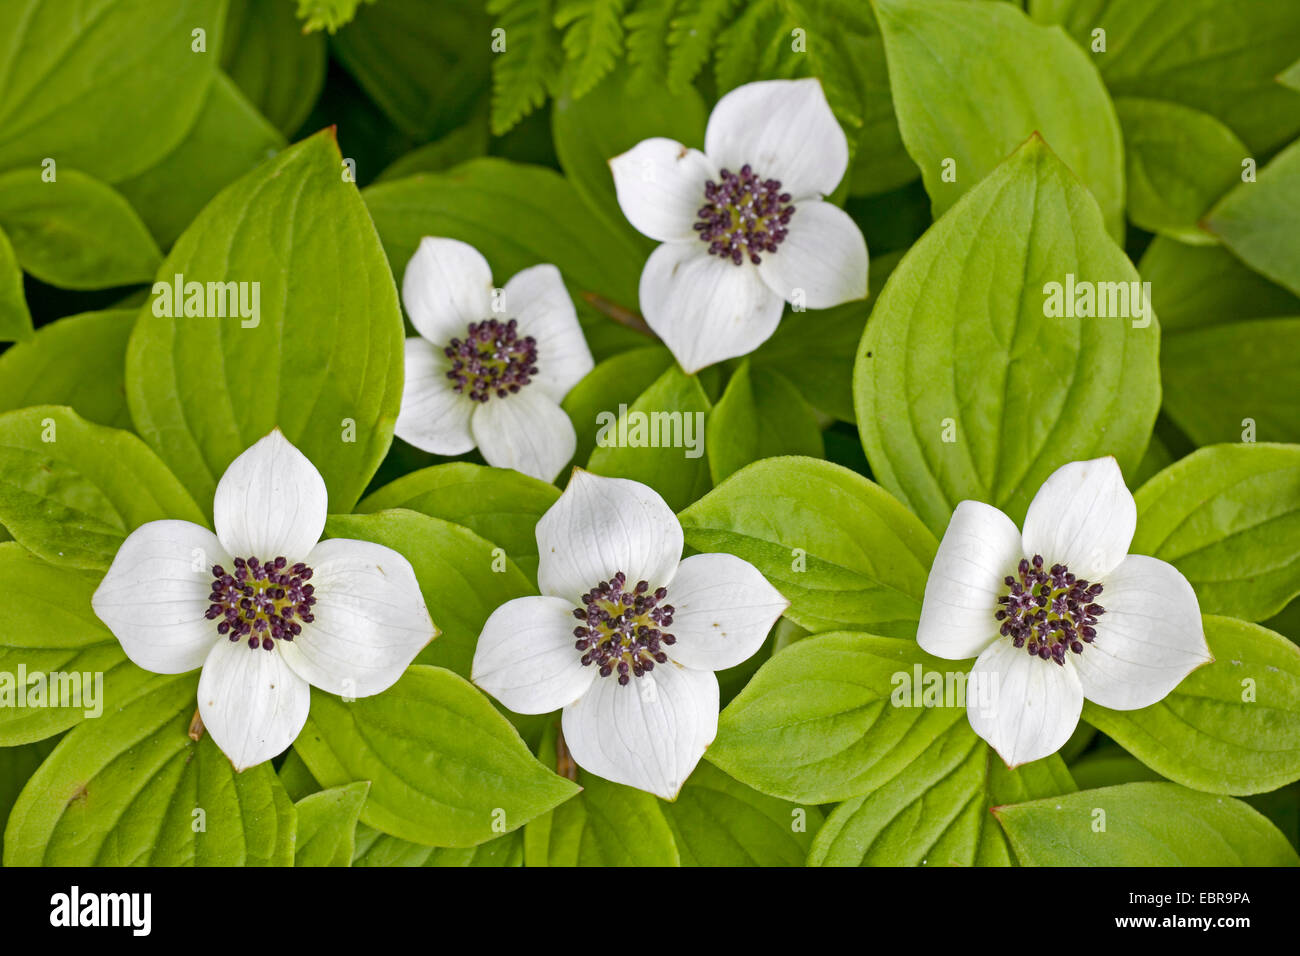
[994,555,1105,666]
[694,164,794,266]
[572,571,676,685]
[206,556,317,651]
[444,318,539,403]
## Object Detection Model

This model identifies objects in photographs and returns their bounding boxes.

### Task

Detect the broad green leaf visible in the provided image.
[4,675,297,866]
[127,131,405,516]
[294,781,370,867]
[562,345,675,465]
[0,310,136,429]
[1132,431,1174,488]
[1161,318,1300,447]
[362,158,648,360]
[876,0,1124,238]
[810,744,1075,866]
[855,135,1160,535]
[1085,617,1300,796]
[1138,238,1300,334]
[993,781,1300,866]
[0,406,206,571]
[114,73,285,248]
[323,511,531,679]
[0,543,155,745]
[0,738,55,858]
[357,464,558,579]
[1068,746,1164,791]
[552,63,707,249]
[1283,58,1300,94]
[586,364,712,512]
[332,0,492,140]
[0,168,161,290]
[708,633,964,803]
[662,762,823,867]
[1030,0,1300,154]
[1115,97,1248,243]
[679,457,935,636]
[751,251,901,423]
[294,665,579,847]
[354,824,523,866]
[1132,443,1300,620]
[706,361,823,484]
[223,0,327,135]
[524,723,678,866]
[374,119,491,183]
[1204,138,1300,298]
[0,226,31,343]
[278,747,321,802]
[0,0,225,182]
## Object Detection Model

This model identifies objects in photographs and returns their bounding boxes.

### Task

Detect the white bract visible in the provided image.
[610,78,869,373]
[917,457,1213,767]
[472,469,788,799]
[395,236,594,483]
[92,430,436,771]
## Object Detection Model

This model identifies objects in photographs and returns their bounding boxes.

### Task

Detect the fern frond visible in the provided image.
[295,0,376,34]
[666,0,737,93]
[488,0,566,135]
[625,0,680,84]
[714,0,806,93]
[556,0,629,98]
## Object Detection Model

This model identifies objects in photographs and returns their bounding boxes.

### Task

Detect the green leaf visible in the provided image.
[667,0,738,93]
[1132,443,1300,620]
[1114,97,1248,243]
[332,0,492,140]
[294,665,579,847]
[551,65,707,248]
[751,252,900,423]
[0,310,136,429]
[810,745,1075,866]
[706,361,823,484]
[3,675,297,866]
[563,346,676,465]
[708,633,956,803]
[323,511,532,679]
[0,0,225,182]
[1031,0,1300,155]
[877,0,1124,239]
[354,824,523,866]
[0,543,156,745]
[0,226,31,344]
[0,168,161,290]
[357,464,558,580]
[662,762,823,866]
[0,738,55,859]
[113,73,286,249]
[362,158,647,360]
[678,457,935,636]
[586,364,712,512]
[0,406,206,571]
[524,722,678,865]
[1161,318,1300,447]
[223,0,327,135]
[1138,238,1300,334]
[1085,616,1300,796]
[128,131,405,516]
[1282,58,1300,94]
[855,135,1160,535]
[993,781,1300,866]
[1204,138,1300,298]
[487,0,565,135]
[294,781,370,866]
[296,0,377,33]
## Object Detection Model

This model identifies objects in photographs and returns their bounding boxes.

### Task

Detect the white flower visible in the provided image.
[471,469,788,799]
[609,78,869,374]
[91,430,436,771]
[394,236,595,483]
[917,457,1213,768]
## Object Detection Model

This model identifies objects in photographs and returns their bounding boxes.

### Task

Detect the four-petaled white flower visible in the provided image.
[472,469,788,799]
[92,430,436,771]
[610,78,869,374]
[917,457,1213,767]
[395,237,595,483]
